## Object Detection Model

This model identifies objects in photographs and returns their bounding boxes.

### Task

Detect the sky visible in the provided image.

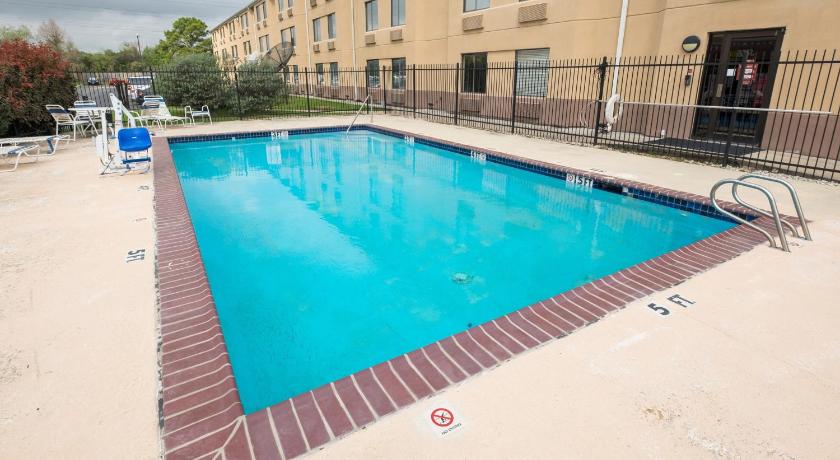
[0,0,244,51]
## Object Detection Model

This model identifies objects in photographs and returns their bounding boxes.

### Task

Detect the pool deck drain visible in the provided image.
[153,126,783,459]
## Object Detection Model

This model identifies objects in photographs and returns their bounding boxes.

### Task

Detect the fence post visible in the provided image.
[148,67,157,95]
[304,68,312,117]
[510,61,519,133]
[382,66,388,114]
[412,64,417,119]
[454,63,460,125]
[233,65,243,120]
[593,57,608,145]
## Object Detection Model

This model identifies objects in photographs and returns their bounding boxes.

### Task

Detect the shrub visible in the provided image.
[0,39,76,136]
[234,61,289,114]
[154,53,231,110]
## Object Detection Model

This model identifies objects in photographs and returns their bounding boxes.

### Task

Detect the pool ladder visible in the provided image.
[346,95,372,134]
[710,174,812,252]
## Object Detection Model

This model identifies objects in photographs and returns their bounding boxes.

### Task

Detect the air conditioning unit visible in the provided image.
[256,23,261,30]
[462,15,483,31]
[313,43,320,52]
[262,20,267,27]
[365,33,376,45]
[327,40,335,50]
[286,7,293,16]
[310,0,317,6]
[519,3,548,23]
[390,28,403,42]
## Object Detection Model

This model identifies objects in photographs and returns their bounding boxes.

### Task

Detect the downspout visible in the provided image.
[303,0,313,68]
[350,0,359,100]
[611,0,629,98]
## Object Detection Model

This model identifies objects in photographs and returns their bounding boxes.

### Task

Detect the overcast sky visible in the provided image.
[0,0,244,51]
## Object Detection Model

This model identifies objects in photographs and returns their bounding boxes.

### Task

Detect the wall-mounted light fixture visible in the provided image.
[682,35,701,53]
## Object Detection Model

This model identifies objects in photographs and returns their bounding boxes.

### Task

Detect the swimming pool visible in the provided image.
[169,128,735,414]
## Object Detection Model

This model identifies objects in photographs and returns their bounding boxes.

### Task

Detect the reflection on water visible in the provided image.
[171,130,734,413]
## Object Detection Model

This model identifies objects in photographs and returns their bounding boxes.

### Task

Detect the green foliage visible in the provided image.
[0,39,76,136]
[154,53,230,110]
[0,25,32,43]
[234,61,289,113]
[153,17,213,65]
[74,43,146,71]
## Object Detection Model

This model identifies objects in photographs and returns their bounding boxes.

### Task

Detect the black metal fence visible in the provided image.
[71,50,840,180]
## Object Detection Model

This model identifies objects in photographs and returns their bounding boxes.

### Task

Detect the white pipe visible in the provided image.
[350,0,359,100]
[303,0,313,68]
[611,0,629,98]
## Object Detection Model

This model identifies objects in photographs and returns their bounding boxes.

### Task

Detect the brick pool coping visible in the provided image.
[153,125,781,459]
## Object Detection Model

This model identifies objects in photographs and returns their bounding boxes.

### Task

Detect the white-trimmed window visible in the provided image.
[329,62,339,86]
[391,0,405,26]
[240,14,248,30]
[365,0,378,31]
[281,26,296,46]
[464,0,489,12]
[231,45,239,59]
[243,41,252,55]
[515,48,550,97]
[313,17,322,42]
[255,2,267,22]
[327,13,336,39]
[259,34,270,52]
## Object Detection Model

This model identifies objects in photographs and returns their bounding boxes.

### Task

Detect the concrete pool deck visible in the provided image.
[2,115,840,459]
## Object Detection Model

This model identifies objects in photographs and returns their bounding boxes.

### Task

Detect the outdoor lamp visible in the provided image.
[682,35,701,53]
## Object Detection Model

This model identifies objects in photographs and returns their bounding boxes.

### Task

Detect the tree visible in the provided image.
[0,25,32,43]
[154,53,230,110]
[0,39,76,136]
[235,61,289,114]
[153,17,212,64]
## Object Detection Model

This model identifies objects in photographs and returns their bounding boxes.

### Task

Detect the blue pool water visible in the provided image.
[170,130,734,413]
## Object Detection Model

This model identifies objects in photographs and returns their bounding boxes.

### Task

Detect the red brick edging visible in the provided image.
[152,130,774,460]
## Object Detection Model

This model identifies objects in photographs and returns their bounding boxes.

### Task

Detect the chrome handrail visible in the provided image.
[710,179,790,252]
[732,174,812,241]
[346,95,371,134]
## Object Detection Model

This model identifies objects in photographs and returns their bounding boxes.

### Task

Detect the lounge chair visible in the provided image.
[73,100,101,135]
[143,96,189,128]
[184,105,213,124]
[46,104,95,141]
[0,144,39,173]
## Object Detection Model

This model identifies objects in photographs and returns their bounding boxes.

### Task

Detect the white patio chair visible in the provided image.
[155,101,190,127]
[72,100,100,135]
[184,105,213,124]
[0,135,66,172]
[0,144,40,173]
[45,104,94,141]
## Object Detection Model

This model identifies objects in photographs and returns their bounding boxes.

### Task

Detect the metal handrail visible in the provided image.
[346,95,371,134]
[710,179,790,252]
[732,174,812,241]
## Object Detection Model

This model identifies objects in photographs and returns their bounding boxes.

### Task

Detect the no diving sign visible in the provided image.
[422,402,465,438]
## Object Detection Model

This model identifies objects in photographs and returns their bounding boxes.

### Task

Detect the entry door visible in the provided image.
[693,28,784,142]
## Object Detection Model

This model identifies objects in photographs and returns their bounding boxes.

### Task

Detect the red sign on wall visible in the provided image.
[739,60,758,86]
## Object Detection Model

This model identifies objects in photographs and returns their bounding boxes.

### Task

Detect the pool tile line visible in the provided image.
[155,130,773,459]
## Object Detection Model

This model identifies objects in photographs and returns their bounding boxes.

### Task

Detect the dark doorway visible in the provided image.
[693,28,785,143]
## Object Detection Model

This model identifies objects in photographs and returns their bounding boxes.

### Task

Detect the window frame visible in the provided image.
[366,59,380,88]
[365,0,379,32]
[514,48,550,98]
[313,17,322,42]
[461,52,488,94]
[329,62,339,86]
[463,0,490,13]
[391,0,405,26]
[256,2,267,21]
[391,57,406,90]
[327,13,336,39]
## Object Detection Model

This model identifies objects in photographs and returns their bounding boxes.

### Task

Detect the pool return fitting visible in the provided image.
[710,174,812,252]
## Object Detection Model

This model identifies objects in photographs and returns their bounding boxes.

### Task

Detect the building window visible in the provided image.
[282,26,296,46]
[462,52,487,93]
[327,13,336,39]
[313,17,322,42]
[231,45,238,59]
[259,35,270,53]
[287,0,294,7]
[366,59,380,87]
[391,0,405,26]
[515,48,550,97]
[391,58,406,89]
[244,41,252,55]
[315,63,325,84]
[256,2,267,21]
[240,14,248,30]
[329,62,339,86]
[463,0,489,12]
[365,0,378,31]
